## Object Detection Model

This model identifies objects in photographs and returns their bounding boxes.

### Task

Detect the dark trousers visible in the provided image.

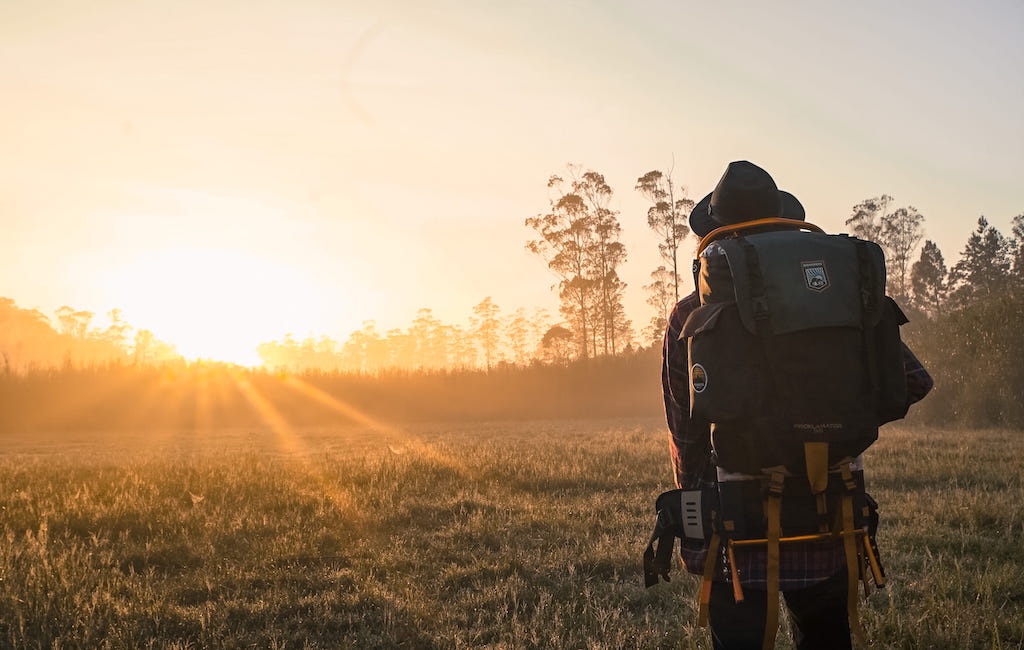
[708,570,852,650]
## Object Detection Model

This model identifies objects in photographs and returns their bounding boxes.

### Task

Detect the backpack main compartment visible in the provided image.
[682,229,905,476]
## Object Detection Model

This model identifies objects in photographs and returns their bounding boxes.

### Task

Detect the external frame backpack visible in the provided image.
[646,218,904,650]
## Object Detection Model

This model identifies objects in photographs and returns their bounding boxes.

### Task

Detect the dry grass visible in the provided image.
[0,420,1021,648]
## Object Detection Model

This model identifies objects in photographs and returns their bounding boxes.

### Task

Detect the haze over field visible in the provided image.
[3,1,1022,364]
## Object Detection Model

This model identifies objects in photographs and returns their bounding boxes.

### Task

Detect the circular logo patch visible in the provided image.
[691,363,708,393]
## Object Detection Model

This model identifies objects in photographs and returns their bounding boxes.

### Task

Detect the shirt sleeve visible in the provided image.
[662,293,712,489]
[902,342,934,406]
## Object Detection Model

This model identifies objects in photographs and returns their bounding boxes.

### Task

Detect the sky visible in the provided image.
[2,0,1022,364]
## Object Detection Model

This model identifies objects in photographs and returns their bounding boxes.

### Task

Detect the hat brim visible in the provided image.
[779,191,806,223]
[688,193,715,238]
[689,190,805,238]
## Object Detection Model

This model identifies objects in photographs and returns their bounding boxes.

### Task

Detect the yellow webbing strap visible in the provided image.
[805,442,831,533]
[763,472,784,650]
[804,442,830,494]
[862,533,886,588]
[841,466,865,645]
[698,533,722,627]
[726,542,745,603]
[815,493,830,533]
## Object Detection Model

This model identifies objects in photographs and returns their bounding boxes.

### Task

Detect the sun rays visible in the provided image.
[206,367,472,524]
[12,359,471,525]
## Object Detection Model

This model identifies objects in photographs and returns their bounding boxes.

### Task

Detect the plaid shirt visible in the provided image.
[662,291,933,590]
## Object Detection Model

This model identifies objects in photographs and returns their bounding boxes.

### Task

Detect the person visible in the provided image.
[662,161,933,649]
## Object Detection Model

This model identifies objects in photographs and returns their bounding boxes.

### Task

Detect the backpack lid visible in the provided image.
[717,231,886,335]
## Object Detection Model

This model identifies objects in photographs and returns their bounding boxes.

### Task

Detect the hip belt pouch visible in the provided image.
[644,486,718,587]
[654,486,717,544]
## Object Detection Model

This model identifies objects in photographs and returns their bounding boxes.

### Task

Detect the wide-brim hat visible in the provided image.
[688,162,805,237]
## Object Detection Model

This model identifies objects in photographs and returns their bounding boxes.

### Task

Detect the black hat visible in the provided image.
[709,160,780,226]
[688,162,805,237]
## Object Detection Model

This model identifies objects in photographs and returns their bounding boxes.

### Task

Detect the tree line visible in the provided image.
[0,300,179,373]
[256,302,563,373]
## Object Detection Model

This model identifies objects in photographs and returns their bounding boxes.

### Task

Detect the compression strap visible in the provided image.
[862,534,886,588]
[726,542,744,603]
[698,532,722,627]
[805,442,831,532]
[763,472,785,650]
[841,465,866,646]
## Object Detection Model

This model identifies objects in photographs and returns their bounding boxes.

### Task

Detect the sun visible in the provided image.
[105,246,328,366]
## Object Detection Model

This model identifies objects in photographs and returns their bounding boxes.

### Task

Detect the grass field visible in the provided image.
[1,418,1021,649]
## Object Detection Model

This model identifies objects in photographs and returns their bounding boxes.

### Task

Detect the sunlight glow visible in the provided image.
[104,246,331,366]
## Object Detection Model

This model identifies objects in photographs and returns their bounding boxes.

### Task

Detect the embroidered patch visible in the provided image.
[691,364,708,393]
[801,260,829,292]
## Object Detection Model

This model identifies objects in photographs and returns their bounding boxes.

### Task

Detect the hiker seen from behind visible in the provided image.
[644,160,933,650]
